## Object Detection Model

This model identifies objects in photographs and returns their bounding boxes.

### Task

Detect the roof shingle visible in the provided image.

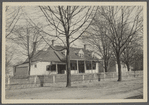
[25,45,99,63]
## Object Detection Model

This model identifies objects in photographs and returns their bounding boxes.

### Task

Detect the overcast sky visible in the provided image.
[5,5,144,65]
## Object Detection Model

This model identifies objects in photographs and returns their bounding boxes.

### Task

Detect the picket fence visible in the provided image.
[5,71,143,89]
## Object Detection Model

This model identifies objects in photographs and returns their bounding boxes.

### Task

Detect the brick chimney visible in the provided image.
[52,40,55,46]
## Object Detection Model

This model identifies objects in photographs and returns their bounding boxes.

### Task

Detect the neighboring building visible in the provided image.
[107,59,130,73]
[14,44,104,76]
[6,66,14,77]
[132,53,143,71]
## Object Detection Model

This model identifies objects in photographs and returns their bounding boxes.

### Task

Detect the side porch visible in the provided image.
[46,60,103,74]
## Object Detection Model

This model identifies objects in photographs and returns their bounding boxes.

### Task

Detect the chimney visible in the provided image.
[32,42,36,56]
[84,44,86,50]
[52,40,55,46]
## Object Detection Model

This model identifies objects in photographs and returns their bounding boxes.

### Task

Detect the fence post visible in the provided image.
[34,75,37,84]
[53,75,56,83]
[8,76,10,85]
[112,73,114,78]
[82,74,84,81]
[38,75,44,87]
[94,73,96,78]
[103,72,105,79]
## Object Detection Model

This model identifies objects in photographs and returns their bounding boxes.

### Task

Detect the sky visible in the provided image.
[5,5,144,65]
[13,6,87,47]
[6,6,93,64]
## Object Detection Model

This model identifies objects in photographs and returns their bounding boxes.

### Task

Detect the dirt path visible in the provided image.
[5,77,143,99]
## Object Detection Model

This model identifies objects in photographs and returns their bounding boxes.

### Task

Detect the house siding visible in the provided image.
[115,63,128,74]
[121,64,128,72]
[98,61,104,72]
[30,62,51,75]
[14,66,28,76]
[14,63,29,76]
[14,45,104,76]
[70,70,78,74]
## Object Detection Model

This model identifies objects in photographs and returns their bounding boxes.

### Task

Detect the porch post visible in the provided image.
[77,60,79,73]
[53,75,56,83]
[84,60,86,73]
[56,64,58,74]
[91,60,93,73]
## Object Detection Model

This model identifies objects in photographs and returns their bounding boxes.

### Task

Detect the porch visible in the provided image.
[46,60,100,74]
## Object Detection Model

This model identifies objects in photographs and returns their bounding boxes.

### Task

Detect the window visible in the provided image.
[46,65,50,71]
[46,64,56,71]
[80,54,84,58]
[78,53,84,58]
[92,52,95,58]
[78,50,84,58]
[34,64,37,68]
[70,60,77,70]
[51,64,56,71]
[61,50,66,56]
[86,61,91,70]
[92,61,96,70]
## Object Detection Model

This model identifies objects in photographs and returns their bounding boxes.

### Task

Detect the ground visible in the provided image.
[5,77,143,99]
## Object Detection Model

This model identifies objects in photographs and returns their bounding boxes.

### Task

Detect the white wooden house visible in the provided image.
[14,45,103,76]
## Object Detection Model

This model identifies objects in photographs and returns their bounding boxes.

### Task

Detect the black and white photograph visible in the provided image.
[2,2,147,103]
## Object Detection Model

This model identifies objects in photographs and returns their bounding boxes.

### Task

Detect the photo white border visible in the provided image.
[2,2,147,103]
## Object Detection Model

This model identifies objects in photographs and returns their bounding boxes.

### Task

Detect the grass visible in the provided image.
[5,77,143,99]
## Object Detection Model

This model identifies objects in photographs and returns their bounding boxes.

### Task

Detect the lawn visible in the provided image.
[5,77,143,99]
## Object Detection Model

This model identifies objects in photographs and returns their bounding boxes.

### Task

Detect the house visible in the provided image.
[106,58,130,73]
[14,44,104,76]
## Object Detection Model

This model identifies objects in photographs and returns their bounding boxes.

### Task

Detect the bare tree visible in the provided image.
[5,45,15,76]
[6,6,22,38]
[10,24,44,75]
[96,6,143,81]
[121,30,143,72]
[39,6,96,87]
[5,6,23,78]
[81,20,113,72]
[121,41,142,71]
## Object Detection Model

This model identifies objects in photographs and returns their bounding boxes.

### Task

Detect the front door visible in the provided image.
[78,61,85,73]
[58,64,66,74]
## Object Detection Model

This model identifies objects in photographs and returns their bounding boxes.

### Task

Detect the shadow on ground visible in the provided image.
[125,95,143,99]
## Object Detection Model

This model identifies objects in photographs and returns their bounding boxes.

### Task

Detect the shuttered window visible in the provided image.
[70,60,77,70]
[46,64,56,71]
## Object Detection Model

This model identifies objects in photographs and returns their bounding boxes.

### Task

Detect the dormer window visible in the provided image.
[79,53,84,58]
[61,50,67,56]
[78,49,84,58]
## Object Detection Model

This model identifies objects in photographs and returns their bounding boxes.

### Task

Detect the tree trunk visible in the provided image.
[126,63,130,71]
[104,61,108,72]
[27,35,31,76]
[28,58,31,76]
[117,53,122,81]
[66,37,71,87]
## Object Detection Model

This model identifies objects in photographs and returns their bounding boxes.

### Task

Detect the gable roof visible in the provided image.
[25,45,100,63]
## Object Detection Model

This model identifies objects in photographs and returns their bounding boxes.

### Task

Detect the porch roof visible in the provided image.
[24,45,100,63]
